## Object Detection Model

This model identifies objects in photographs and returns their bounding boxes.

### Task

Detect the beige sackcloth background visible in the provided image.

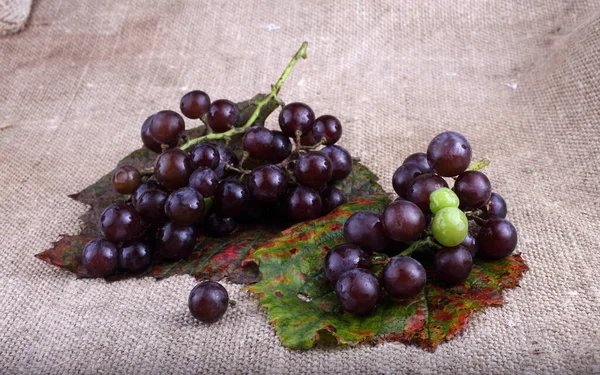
[1,0,599,374]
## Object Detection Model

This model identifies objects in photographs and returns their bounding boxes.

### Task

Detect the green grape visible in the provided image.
[432,207,468,247]
[429,187,460,214]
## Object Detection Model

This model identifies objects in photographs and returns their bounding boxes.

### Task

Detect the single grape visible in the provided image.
[431,207,468,247]
[206,99,240,133]
[312,115,342,145]
[188,143,220,170]
[382,256,426,299]
[335,268,380,316]
[119,241,151,273]
[278,102,315,137]
[461,231,478,256]
[403,152,432,173]
[343,211,388,253]
[205,213,236,237]
[436,245,473,284]
[164,187,205,226]
[321,187,347,214]
[180,90,210,119]
[381,200,425,243]
[100,204,142,243]
[155,222,196,260]
[141,115,163,153]
[188,281,229,323]
[112,165,142,194]
[242,127,274,160]
[481,192,507,219]
[477,218,517,259]
[154,149,193,190]
[82,238,119,278]
[454,171,492,209]
[426,131,472,177]
[286,186,322,222]
[405,174,449,213]
[132,180,162,209]
[320,145,353,181]
[429,187,460,214]
[392,163,425,198]
[189,167,219,197]
[136,189,168,223]
[324,244,370,284]
[294,151,333,188]
[248,165,288,203]
[214,180,249,217]
[149,110,185,144]
[210,143,239,179]
[269,130,292,163]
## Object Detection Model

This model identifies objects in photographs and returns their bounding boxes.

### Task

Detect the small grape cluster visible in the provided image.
[324,131,518,316]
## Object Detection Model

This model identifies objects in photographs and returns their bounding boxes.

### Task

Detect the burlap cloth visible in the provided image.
[1,1,599,374]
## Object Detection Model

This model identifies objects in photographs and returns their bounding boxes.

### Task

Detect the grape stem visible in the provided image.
[399,236,441,257]
[179,42,309,151]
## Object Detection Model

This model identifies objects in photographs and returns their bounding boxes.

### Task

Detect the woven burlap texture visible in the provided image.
[0,1,599,374]
[0,0,31,36]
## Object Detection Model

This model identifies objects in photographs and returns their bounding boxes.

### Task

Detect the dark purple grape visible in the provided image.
[320,145,353,181]
[214,180,249,217]
[164,187,205,226]
[294,151,333,188]
[286,186,322,222]
[335,268,380,316]
[100,204,142,242]
[180,90,210,119]
[454,171,492,209]
[155,222,196,260]
[461,231,478,256]
[206,99,239,133]
[436,245,473,284]
[482,192,507,219]
[381,200,425,242]
[343,211,388,253]
[132,180,162,209]
[189,143,220,170]
[392,163,425,198]
[278,102,315,137]
[321,187,347,214]
[210,143,239,179]
[403,152,432,173]
[426,131,472,177]
[188,281,229,323]
[112,165,142,194]
[82,238,119,278]
[299,131,320,146]
[136,189,168,223]
[154,149,193,190]
[248,165,288,202]
[189,167,219,197]
[477,219,517,260]
[382,256,426,299]
[141,115,162,153]
[242,127,274,160]
[149,110,185,144]
[269,130,292,163]
[119,241,151,272]
[238,199,264,223]
[405,174,448,213]
[312,115,342,145]
[206,213,236,237]
[324,244,371,283]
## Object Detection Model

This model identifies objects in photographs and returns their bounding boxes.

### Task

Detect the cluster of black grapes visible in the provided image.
[324,131,518,316]
[80,89,355,323]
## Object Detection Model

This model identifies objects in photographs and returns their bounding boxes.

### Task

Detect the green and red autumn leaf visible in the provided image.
[244,194,528,351]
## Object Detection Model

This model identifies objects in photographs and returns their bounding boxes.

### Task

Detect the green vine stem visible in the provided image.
[179,42,309,151]
[399,236,441,257]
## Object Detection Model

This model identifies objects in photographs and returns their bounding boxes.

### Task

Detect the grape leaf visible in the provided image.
[35,94,385,283]
[244,194,528,351]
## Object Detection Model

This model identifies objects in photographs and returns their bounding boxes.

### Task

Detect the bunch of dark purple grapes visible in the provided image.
[80,87,355,322]
[324,131,518,316]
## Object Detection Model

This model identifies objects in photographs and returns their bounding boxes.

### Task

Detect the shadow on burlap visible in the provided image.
[0,1,598,374]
